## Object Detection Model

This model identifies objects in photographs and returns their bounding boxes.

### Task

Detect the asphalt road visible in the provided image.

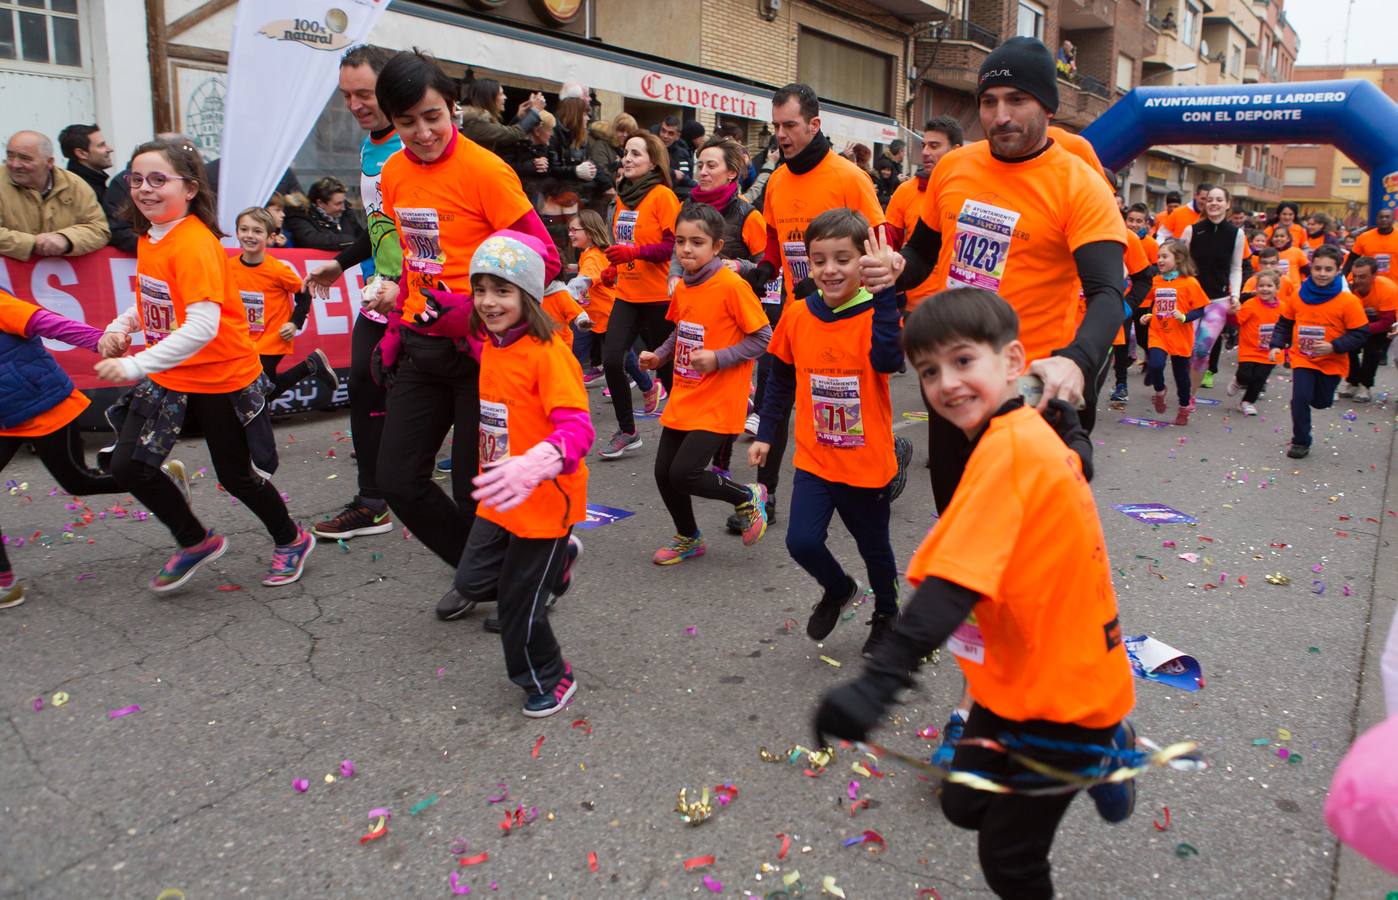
[2,356,1394,899]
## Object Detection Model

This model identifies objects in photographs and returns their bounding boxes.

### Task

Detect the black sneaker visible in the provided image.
[436,587,475,621]
[806,576,860,640]
[313,501,393,539]
[1286,443,1309,459]
[483,616,501,633]
[306,348,339,409]
[727,496,776,534]
[547,534,583,608]
[861,612,896,659]
[889,435,914,501]
[1109,382,1128,403]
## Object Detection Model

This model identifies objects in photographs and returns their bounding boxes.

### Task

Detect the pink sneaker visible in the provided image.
[643,381,668,415]
[263,527,316,586]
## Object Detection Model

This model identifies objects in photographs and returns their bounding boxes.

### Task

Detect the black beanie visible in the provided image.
[977,36,1059,114]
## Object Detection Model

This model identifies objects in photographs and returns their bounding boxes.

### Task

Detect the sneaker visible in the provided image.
[548,534,583,608]
[1151,390,1166,413]
[1226,379,1241,397]
[806,576,860,640]
[642,380,667,415]
[744,413,760,436]
[861,612,896,659]
[1109,382,1128,403]
[436,587,476,621]
[435,457,452,477]
[1173,404,1191,426]
[1338,382,1357,398]
[727,497,777,534]
[1354,386,1371,403]
[1,572,24,610]
[151,531,227,592]
[653,533,706,565]
[930,710,966,768]
[582,367,606,388]
[889,435,914,501]
[734,484,769,547]
[599,430,642,460]
[162,459,192,508]
[313,501,393,539]
[483,616,501,633]
[1200,371,1214,389]
[306,348,338,409]
[710,466,732,482]
[1240,401,1258,416]
[1286,443,1310,459]
[1087,718,1138,824]
[263,527,315,586]
[523,662,577,718]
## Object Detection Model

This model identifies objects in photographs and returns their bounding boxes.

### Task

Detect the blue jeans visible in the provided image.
[786,469,897,614]
[1146,348,1191,407]
[1289,367,1341,447]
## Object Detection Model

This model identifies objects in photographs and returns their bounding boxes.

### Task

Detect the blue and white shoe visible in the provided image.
[523,662,577,718]
[1087,718,1138,824]
[434,457,453,478]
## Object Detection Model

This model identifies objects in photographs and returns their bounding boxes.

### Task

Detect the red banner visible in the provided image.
[0,247,364,392]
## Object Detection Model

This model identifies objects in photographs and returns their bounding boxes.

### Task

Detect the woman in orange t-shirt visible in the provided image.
[0,291,120,608]
[566,209,659,398]
[1138,240,1209,423]
[599,132,682,457]
[637,205,772,565]
[95,138,311,593]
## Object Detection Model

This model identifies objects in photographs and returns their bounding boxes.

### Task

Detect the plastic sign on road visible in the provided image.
[1113,503,1198,524]
[577,504,636,530]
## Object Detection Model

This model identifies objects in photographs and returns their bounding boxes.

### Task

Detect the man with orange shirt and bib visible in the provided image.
[882,37,1126,511]
[1155,183,1210,241]
[1338,255,1398,402]
[1346,208,1398,287]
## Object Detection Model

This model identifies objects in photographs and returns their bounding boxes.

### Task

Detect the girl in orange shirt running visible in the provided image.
[638,204,772,564]
[1270,227,1309,285]
[95,138,313,592]
[567,209,659,398]
[1138,240,1209,424]
[1229,269,1284,416]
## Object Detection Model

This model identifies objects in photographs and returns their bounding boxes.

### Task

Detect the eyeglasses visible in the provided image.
[129,172,190,189]
[566,227,586,233]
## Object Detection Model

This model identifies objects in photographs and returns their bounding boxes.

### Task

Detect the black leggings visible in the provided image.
[260,354,315,398]
[350,314,389,502]
[0,423,119,573]
[654,427,751,537]
[1347,333,1391,388]
[602,300,672,433]
[752,299,791,495]
[1235,361,1274,403]
[109,392,296,548]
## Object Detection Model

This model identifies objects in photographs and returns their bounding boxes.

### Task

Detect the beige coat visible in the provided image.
[0,166,111,261]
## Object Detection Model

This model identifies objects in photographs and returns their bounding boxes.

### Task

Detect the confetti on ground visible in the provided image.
[458,852,489,866]
[776,833,791,859]
[51,691,68,706]
[702,875,723,892]
[1174,843,1199,858]
[571,718,592,735]
[683,854,715,871]
[409,794,438,815]
[215,584,242,592]
[359,809,390,844]
[340,759,355,778]
[587,851,598,872]
[819,655,842,668]
[487,784,509,804]
[292,778,309,793]
[108,705,141,719]
[448,871,472,894]
[531,735,545,758]
[822,874,847,897]
[1153,806,1171,831]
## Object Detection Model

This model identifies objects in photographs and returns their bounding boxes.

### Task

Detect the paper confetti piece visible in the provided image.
[215,584,242,592]
[409,794,438,815]
[571,718,592,735]
[51,691,69,706]
[340,760,355,778]
[776,833,791,860]
[1174,843,1199,858]
[292,778,309,793]
[587,851,598,872]
[31,697,43,712]
[487,784,509,804]
[819,655,842,668]
[531,735,545,758]
[822,874,847,897]
[458,852,489,866]
[683,855,715,872]
[1153,806,1171,831]
[359,809,390,844]
[448,872,472,894]
[108,705,141,719]
[702,876,723,893]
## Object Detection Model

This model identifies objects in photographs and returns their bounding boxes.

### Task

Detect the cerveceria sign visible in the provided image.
[640,72,761,119]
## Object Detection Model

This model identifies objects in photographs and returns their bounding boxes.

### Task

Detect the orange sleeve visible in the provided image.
[534,339,589,415]
[1142,236,1159,265]
[545,289,583,326]
[1124,232,1149,274]
[276,259,304,293]
[665,293,682,324]
[766,308,795,365]
[650,188,681,239]
[175,228,227,305]
[0,292,39,335]
[475,150,537,232]
[1377,281,1398,313]
[742,209,767,257]
[579,249,605,280]
[884,182,912,231]
[1063,162,1126,253]
[1339,294,1370,331]
[727,276,770,335]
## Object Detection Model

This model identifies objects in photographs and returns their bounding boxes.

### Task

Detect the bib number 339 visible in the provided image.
[948,200,1020,292]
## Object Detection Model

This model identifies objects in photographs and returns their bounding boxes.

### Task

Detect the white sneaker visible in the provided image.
[1354,386,1371,403]
[744,413,760,436]
[1338,383,1357,398]
[1241,402,1258,416]
[1226,379,1241,397]
[162,459,192,508]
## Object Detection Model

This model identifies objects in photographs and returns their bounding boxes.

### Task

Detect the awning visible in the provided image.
[372,2,901,147]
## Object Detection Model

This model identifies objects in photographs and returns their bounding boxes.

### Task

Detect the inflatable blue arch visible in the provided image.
[1082,80,1398,226]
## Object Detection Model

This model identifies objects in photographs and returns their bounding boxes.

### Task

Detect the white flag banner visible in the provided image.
[217,0,390,233]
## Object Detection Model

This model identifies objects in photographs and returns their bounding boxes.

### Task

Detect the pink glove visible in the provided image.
[1325,715,1398,874]
[372,318,402,385]
[471,441,563,512]
[413,282,475,340]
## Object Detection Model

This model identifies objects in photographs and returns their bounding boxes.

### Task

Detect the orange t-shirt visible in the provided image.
[541,287,584,349]
[381,134,536,323]
[1265,222,1306,249]
[227,255,304,356]
[766,295,896,488]
[1162,203,1200,239]
[1145,274,1207,358]
[763,151,885,305]
[577,246,615,333]
[1352,228,1398,285]
[476,333,589,539]
[611,183,681,303]
[1048,126,1113,188]
[884,178,937,306]
[659,267,769,435]
[921,141,1125,362]
[0,293,89,438]
[905,405,1134,729]
[1135,233,1159,268]
[1355,275,1398,319]
[1236,297,1283,365]
[135,218,263,394]
[1279,288,1368,377]
[738,208,767,257]
[1274,247,1308,284]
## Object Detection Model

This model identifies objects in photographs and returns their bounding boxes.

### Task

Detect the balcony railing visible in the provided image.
[1077,73,1111,99]
[1227,168,1283,192]
[923,18,1000,50]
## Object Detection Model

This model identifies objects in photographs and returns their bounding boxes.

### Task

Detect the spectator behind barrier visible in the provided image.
[1,129,110,261]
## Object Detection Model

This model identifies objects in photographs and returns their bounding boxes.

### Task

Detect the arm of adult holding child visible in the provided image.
[862,229,906,374]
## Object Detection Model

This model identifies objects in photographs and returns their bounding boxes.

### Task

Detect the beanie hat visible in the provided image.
[977,36,1058,114]
[470,230,546,303]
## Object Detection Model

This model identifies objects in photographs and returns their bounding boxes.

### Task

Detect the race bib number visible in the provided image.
[674,321,705,381]
[1258,323,1275,351]
[1153,287,1178,319]
[241,291,266,335]
[478,400,510,465]
[783,241,810,284]
[948,613,985,665]
[810,374,864,448]
[1277,259,1290,276]
[762,273,784,306]
[396,207,444,277]
[1377,253,1390,274]
[948,200,1020,291]
[138,274,176,345]
[614,210,639,245]
[1297,324,1327,357]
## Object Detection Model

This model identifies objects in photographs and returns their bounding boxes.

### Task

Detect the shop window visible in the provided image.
[797,28,892,115]
[0,0,82,69]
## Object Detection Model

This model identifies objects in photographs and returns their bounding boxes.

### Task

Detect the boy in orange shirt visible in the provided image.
[750,210,905,657]
[1268,245,1370,458]
[815,287,1135,900]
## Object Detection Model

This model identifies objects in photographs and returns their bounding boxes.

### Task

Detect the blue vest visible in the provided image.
[0,331,75,430]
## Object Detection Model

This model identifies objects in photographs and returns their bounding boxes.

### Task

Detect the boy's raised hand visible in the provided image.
[859,226,903,291]
[637,350,660,371]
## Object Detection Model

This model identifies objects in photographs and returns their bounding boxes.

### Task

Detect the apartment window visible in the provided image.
[1229,47,1241,77]
[1115,53,1133,91]
[1016,0,1046,40]
[1284,167,1316,187]
[797,28,893,115]
[0,0,81,68]
[1182,2,1199,48]
[1340,167,1363,186]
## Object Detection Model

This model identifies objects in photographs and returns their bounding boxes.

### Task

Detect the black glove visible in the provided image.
[1041,398,1093,482]
[793,276,819,300]
[813,678,887,748]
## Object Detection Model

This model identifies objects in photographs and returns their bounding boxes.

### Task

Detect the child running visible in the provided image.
[1138,239,1209,425]
[540,279,591,349]
[229,207,338,405]
[815,286,1136,900]
[1229,268,1283,416]
[638,203,771,564]
[1,290,122,608]
[751,212,904,657]
[452,231,592,717]
[95,138,313,590]
[1269,244,1370,459]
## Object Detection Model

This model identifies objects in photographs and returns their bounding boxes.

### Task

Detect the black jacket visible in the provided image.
[283,203,365,252]
[66,160,108,199]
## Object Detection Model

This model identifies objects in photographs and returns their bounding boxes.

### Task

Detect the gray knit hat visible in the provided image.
[469,230,546,302]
